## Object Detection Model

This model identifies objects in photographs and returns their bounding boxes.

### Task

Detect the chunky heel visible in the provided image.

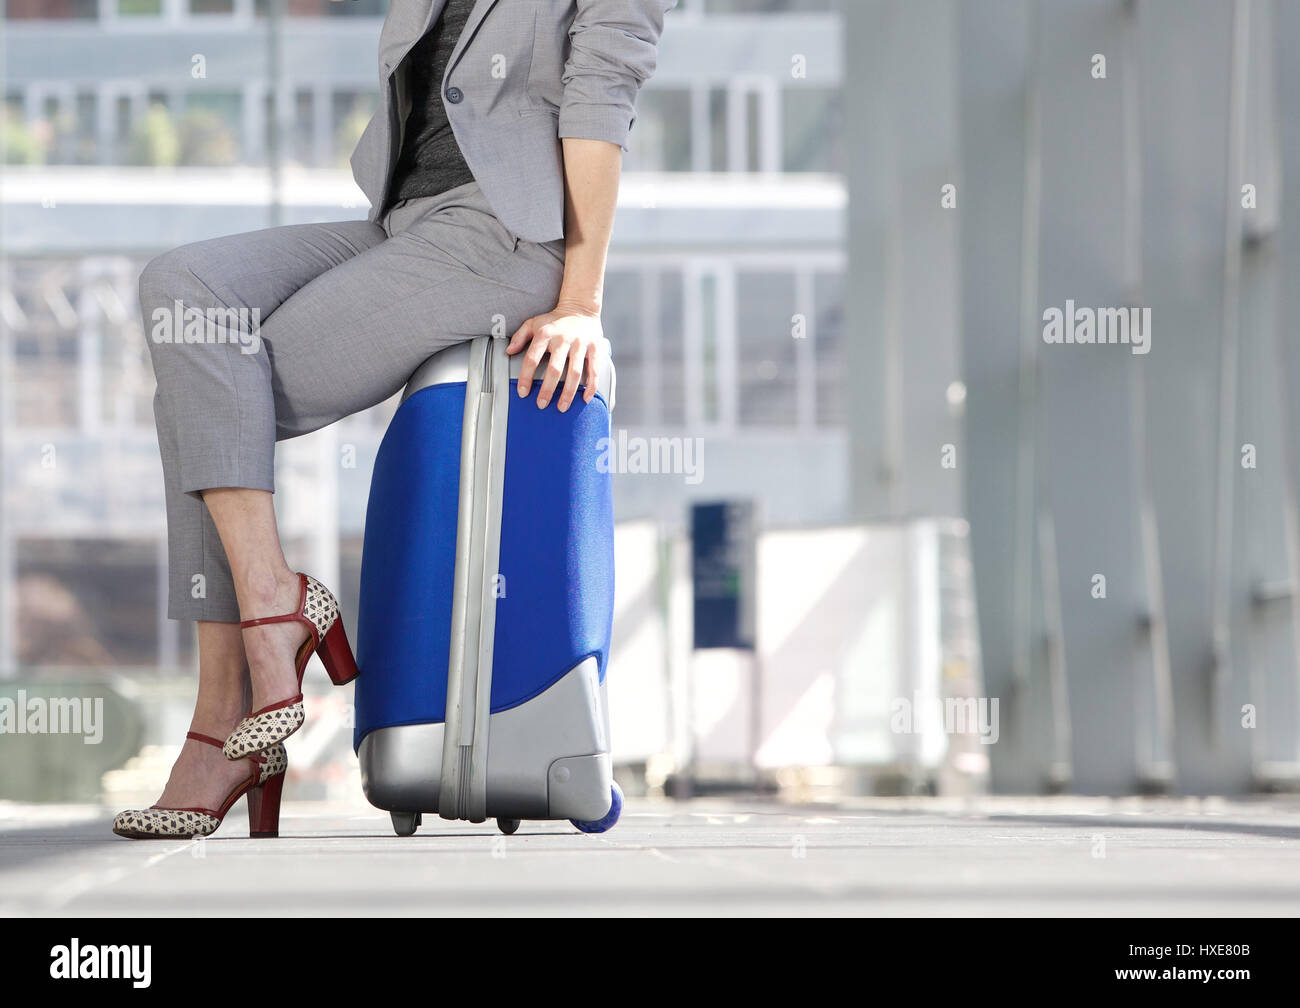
[247,771,285,838]
[318,618,359,686]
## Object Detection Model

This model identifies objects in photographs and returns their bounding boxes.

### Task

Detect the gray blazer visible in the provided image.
[349,0,675,243]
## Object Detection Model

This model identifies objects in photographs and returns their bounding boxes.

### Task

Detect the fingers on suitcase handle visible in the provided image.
[558,343,586,412]
[582,340,600,404]
[518,324,555,399]
[536,340,568,410]
[507,320,613,409]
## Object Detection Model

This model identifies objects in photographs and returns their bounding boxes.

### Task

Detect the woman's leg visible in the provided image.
[154,180,566,729]
[140,218,390,624]
[136,218,387,804]
[200,488,307,716]
[153,623,252,809]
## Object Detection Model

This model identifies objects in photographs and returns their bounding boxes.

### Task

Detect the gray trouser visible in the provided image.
[138,179,566,623]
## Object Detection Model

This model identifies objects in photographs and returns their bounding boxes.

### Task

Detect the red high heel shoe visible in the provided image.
[223,572,359,760]
[112,732,288,839]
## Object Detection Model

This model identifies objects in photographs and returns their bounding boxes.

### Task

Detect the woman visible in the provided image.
[113,0,673,839]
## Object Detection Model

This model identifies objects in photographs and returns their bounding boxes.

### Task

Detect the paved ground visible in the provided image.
[1,795,1298,916]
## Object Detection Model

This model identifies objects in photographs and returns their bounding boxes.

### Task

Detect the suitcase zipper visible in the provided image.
[440,335,509,822]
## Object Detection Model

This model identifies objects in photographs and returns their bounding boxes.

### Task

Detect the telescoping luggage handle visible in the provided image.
[439,333,510,822]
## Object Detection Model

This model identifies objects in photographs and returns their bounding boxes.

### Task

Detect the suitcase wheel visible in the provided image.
[496,818,521,835]
[570,782,623,835]
[391,812,421,837]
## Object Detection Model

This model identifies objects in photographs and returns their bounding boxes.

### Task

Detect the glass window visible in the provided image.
[74,91,98,164]
[181,91,241,165]
[256,0,386,17]
[323,0,385,15]
[659,270,686,427]
[13,342,79,428]
[736,270,798,426]
[625,88,691,172]
[783,87,843,173]
[813,269,844,427]
[42,95,73,165]
[333,90,375,168]
[16,539,162,667]
[112,95,134,163]
[100,261,158,429]
[261,90,276,166]
[745,89,761,170]
[709,87,727,171]
[127,100,180,167]
[705,0,836,12]
[6,1,99,19]
[602,271,643,425]
[4,95,41,165]
[292,88,315,167]
[700,271,720,423]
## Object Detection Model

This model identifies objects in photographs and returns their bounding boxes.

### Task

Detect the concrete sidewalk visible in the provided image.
[1,796,1297,916]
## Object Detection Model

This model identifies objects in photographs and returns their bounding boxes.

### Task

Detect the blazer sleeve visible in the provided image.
[558,0,676,152]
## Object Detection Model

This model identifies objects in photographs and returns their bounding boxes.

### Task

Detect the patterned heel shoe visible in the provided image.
[223,572,359,761]
[112,733,288,840]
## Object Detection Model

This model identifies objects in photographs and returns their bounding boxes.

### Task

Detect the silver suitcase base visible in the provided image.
[359,657,614,829]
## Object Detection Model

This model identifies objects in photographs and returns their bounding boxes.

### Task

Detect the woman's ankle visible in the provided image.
[238,567,301,619]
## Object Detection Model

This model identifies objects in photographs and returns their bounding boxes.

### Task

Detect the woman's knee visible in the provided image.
[138,241,237,352]
[139,247,192,336]
[138,242,208,305]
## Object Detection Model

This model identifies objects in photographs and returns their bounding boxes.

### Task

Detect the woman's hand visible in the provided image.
[507,303,610,412]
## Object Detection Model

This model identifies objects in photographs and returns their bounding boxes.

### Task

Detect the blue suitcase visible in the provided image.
[353,334,622,836]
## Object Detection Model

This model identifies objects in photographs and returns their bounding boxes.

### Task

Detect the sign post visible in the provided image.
[690,501,759,786]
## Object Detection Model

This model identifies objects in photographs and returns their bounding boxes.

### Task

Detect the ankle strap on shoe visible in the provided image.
[188,729,267,778]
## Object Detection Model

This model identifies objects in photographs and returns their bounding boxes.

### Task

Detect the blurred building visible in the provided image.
[838,0,1300,797]
[7,1,936,803]
[22,0,1291,803]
